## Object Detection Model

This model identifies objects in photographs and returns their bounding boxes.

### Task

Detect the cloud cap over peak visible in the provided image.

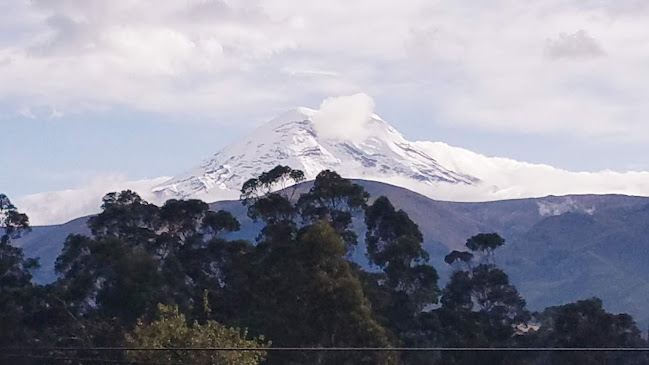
[312,93,376,141]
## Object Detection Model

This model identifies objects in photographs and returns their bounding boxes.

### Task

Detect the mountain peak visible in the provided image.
[268,107,317,126]
[152,103,649,206]
[152,107,477,202]
[19,102,649,226]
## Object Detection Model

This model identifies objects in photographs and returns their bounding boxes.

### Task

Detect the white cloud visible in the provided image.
[410,140,649,202]
[0,0,648,140]
[312,93,375,141]
[16,175,170,226]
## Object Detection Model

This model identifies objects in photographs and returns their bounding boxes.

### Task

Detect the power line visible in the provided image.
[4,347,649,352]
[0,352,190,365]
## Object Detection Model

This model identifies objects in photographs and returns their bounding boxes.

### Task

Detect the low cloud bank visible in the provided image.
[17,175,170,226]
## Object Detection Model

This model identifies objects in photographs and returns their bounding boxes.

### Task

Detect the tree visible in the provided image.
[0,194,36,288]
[0,194,39,345]
[126,304,268,365]
[238,168,398,364]
[241,167,303,245]
[235,221,396,365]
[87,190,160,245]
[240,165,305,203]
[56,191,243,332]
[364,196,439,316]
[0,194,30,245]
[444,250,474,270]
[465,233,505,263]
[531,298,646,364]
[362,196,439,363]
[297,170,369,250]
[436,233,529,365]
[55,235,165,326]
[239,167,435,363]
[202,210,241,237]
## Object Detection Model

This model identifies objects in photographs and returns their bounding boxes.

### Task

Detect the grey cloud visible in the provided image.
[1,0,648,143]
[28,14,99,57]
[405,26,438,56]
[184,0,268,24]
[545,30,605,60]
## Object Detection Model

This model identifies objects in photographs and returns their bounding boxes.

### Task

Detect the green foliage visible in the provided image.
[465,233,505,259]
[0,194,40,346]
[202,210,242,236]
[0,193,30,245]
[233,220,397,364]
[438,233,529,349]
[126,304,268,365]
[7,168,649,365]
[55,235,164,324]
[361,195,440,363]
[240,165,305,202]
[537,298,642,347]
[364,196,438,312]
[297,170,369,249]
[56,190,244,330]
[87,190,160,244]
[365,196,427,267]
[444,250,474,267]
[247,193,297,224]
[531,298,646,364]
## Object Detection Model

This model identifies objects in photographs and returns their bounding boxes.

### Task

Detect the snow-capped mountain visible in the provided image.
[152,107,479,202]
[152,106,649,204]
[17,103,649,226]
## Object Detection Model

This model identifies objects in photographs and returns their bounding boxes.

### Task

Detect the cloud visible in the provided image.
[545,30,605,59]
[410,140,649,202]
[0,0,649,140]
[312,93,375,141]
[16,175,170,226]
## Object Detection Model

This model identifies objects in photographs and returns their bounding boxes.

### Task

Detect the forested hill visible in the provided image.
[15,179,649,328]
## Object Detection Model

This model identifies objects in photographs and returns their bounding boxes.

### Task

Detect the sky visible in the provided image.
[2,0,649,200]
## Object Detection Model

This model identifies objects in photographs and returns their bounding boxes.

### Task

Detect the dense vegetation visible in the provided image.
[1,166,646,364]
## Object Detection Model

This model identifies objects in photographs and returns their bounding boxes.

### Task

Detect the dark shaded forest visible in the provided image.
[1,166,646,364]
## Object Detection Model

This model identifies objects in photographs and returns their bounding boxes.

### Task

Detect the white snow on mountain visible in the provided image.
[153,95,649,205]
[16,94,649,225]
[152,102,477,203]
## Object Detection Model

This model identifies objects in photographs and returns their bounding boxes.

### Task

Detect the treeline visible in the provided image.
[0,166,646,364]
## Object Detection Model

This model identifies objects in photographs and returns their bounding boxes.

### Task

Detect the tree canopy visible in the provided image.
[1,172,647,364]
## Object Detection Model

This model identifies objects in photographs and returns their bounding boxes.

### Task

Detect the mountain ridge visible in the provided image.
[15,181,649,327]
[15,106,649,226]
[151,105,649,208]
